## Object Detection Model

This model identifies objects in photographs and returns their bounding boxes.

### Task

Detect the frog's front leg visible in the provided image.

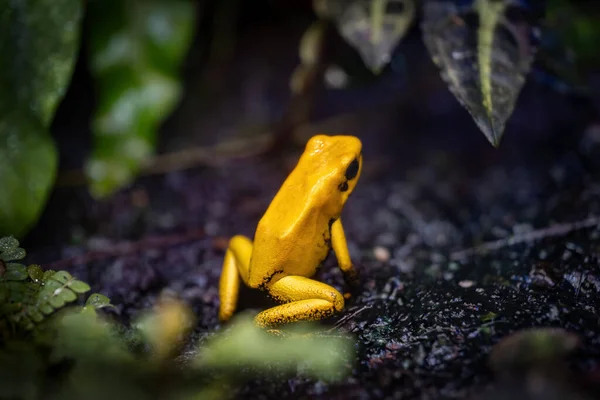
[331,218,359,287]
[219,235,253,322]
[255,276,345,328]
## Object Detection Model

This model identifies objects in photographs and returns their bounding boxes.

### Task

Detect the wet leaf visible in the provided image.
[0,0,82,237]
[317,0,416,73]
[0,247,26,262]
[85,0,196,198]
[42,270,56,280]
[0,236,19,251]
[422,0,538,147]
[51,271,73,285]
[85,293,113,309]
[27,265,44,282]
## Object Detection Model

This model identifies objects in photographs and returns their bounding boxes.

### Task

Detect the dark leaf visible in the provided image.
[27,265,44,282]
[0,247,26,262]
[0,236,19,251]
[422,0,538,146]
[318,0,416,73]
[3,265,28,281]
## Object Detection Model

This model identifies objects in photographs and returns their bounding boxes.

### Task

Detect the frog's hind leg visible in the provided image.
[219,235,253,322]
[255,276,345,329]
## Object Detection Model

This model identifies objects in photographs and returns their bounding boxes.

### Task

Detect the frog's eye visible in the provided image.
[345,158,359,180]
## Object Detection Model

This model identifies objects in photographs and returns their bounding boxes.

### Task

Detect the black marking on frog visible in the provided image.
[259,269,285,290]
[338,181,349,192]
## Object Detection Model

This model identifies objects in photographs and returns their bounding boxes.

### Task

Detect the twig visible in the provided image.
[328,304,372,332]
[56,134,273,187]
[450,215,600,261]
[46,229,208,269]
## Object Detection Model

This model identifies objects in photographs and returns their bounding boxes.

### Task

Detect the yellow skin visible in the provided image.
[218,134,362,329]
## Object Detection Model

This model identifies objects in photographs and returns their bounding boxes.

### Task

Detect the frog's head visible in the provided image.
[302,134,363,209]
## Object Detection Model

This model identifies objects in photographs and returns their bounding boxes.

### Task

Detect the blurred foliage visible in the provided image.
[85,0,196,198]
[0,0,195,238]
[0,235,354,399]
[488,327,580,373]
[0,0,83,238]
[544,0,600,70]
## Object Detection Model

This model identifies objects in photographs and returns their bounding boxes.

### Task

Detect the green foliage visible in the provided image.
[0,236,109,338]
[545,0,600,69]
[85,0,196,198]
[0,0,83,238]
[197,315,354,382]
[0,0,196,237]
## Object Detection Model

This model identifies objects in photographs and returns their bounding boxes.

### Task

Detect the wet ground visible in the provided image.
[22,8,600,400]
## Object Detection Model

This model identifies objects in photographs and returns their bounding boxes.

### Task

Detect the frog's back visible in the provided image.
[247,169,333,288]
[245,134,362,289]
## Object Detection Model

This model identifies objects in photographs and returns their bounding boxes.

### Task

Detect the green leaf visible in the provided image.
[0,247,26,262]
[27,309,45,323]
[0,0,83,237]
[0,0,83,125]
[0,109,58,238]
[86,293,113,309]
[58,288,77,302]
[85,0,196,198]
[42,270,56,280]
[3,266,28,281]
[39,304,54,315]
[48,295,66,309]
[0,236,19,251]
[27,265,44,282]
[70,280,91,294]
[51,271,73,284]
[422,0,537,147]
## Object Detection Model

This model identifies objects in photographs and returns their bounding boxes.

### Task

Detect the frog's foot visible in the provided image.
[219,235,253,322]
[255,275,344,329]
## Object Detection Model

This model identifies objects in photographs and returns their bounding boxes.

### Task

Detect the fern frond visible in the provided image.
[0,236,111,340]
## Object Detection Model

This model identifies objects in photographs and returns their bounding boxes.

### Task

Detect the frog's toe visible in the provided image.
[265,328,287,337]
